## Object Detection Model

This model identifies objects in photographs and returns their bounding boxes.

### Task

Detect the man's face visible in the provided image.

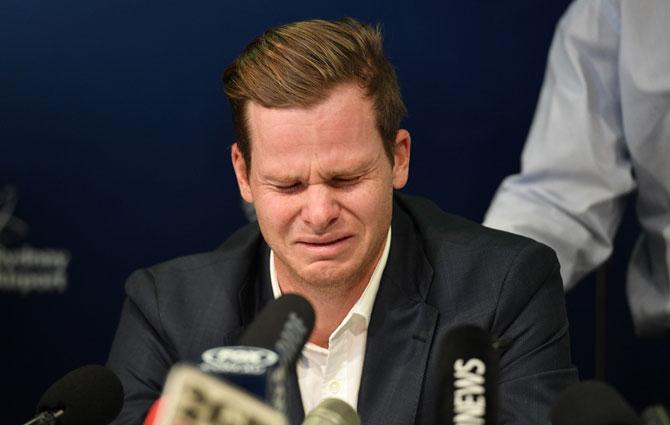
[231,84,410,289]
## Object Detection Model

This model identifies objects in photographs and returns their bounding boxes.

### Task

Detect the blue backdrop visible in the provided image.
[2,0,667,423]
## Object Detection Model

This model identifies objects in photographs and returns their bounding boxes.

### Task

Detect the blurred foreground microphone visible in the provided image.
[154,364,288,425]
[143,398,163,425]
[437,325,499,425]
[24,365,123,425]
[302,398,360,425]
[550,381,641,425]
[642,405,670,425]
[200,294,315,412]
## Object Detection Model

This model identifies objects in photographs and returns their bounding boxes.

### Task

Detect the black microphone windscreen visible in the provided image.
[238,293,315,366]
[550,381,641,425]
[37,364,124,425]
[437,325,499,425]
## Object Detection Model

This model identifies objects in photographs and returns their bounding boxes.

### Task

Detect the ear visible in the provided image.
[231,143,254,203]
[392,129,411,189]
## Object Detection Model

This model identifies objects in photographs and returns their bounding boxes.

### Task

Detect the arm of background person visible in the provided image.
[616,0,670,336]
[483,0,634,290]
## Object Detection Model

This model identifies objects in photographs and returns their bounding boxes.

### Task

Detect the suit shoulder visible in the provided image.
[120,222,264,358]
[395,191,554,257]
[124,221,263,306]
[145,222,262,275]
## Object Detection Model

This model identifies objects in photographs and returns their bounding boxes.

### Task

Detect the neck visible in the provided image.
[279,275,370,348]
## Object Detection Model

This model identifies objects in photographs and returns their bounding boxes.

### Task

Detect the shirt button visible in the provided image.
[328,380,341,394]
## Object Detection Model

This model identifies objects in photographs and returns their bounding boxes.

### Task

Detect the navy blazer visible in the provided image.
[107,192,577,425]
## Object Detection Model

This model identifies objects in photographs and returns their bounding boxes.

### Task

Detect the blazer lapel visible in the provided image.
[357,203,438,425]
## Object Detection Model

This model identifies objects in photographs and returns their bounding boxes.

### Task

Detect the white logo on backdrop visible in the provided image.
[0,185,71,294]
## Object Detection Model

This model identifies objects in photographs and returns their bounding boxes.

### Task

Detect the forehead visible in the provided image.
[245,84,381,160]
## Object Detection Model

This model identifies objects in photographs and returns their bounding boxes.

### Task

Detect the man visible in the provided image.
[108,18,577,425]
[484,0,670,337]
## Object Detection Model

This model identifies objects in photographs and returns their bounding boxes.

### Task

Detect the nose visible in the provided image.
[300,184,340,233]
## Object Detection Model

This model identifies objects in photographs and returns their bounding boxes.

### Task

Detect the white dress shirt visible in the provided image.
[270,228,391,414]
[484,0,670,336]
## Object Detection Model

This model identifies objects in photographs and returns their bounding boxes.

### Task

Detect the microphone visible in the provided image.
[302,398,361,425]
[642,404,670,425]
[153,364,288,425]
[142,398,162,425]
[199,294,315,412]
[200,346,280,402]
[436,325,499,425]
[238,293,315,365]
[550,381,641,425]
[24,364,123,425]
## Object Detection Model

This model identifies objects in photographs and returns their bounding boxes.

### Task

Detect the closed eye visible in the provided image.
[331,176,361,188]
[274,182,303,193]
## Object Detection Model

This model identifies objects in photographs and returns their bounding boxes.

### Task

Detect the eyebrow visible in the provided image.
[256,147,385,183]
[261,162,376,184]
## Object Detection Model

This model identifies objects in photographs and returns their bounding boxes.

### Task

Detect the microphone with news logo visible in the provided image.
[148,294,314,425]
[199,346,280,403]
[199,293,315,412]
[23,364,123,425]
[436,325,499,425]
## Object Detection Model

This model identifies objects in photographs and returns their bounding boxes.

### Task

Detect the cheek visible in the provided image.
[341,183,394,222]
[254,195,299,235]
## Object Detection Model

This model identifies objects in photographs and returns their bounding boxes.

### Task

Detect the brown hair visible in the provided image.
[223,17,407,168]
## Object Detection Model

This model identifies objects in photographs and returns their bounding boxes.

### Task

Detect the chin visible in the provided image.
[296,263,358,289]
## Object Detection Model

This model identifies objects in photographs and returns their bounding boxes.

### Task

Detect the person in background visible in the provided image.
[485,0,670,337]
